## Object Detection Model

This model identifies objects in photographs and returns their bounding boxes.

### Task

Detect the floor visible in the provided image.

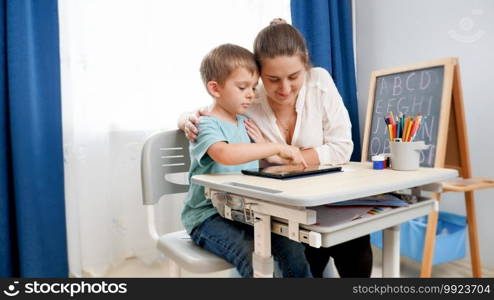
[103,246,494,278]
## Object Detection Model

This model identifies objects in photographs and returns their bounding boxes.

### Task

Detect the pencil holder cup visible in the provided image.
[389,141,429,171]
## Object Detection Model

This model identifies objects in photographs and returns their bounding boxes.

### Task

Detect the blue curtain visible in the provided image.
[1,0,68,277]
[291,0,361,161]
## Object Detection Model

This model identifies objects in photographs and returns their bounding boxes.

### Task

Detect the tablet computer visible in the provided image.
[241,165,342,179]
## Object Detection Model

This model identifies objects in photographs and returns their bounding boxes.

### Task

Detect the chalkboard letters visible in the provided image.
[366,67,444,167]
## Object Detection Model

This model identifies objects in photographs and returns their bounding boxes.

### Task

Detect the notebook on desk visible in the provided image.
[241,164,342,179]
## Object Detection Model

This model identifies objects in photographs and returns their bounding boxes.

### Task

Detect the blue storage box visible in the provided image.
[370,211,467,265]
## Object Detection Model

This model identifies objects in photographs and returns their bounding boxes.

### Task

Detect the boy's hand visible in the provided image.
[278,145,308,167]
[184,108,210,142]
[265,155,289,165]
[244,119,266,143]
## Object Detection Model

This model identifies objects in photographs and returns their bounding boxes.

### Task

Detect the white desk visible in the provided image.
[192,162,458,278]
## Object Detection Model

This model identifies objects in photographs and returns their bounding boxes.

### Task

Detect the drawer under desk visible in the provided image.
[225,193,436,249]
[301,198,436,248]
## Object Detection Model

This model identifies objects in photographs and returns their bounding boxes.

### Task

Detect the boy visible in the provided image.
[181,44,312,277]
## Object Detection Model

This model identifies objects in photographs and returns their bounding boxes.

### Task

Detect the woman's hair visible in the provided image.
[200,43,258,87]
[253,18,311,69]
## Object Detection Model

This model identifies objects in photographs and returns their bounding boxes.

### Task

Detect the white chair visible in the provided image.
[140,130,235,277]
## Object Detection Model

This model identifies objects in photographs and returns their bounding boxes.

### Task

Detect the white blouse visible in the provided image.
[245,67,353,165]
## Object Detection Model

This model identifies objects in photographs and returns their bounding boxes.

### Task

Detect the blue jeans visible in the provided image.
[190,214,312,278]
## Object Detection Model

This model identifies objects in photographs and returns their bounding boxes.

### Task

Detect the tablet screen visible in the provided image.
[241,165,342,179]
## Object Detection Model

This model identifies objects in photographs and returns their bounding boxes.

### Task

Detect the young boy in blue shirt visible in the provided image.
[181,44,312,277]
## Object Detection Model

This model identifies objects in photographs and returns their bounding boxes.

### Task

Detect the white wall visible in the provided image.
[355,0,494,269]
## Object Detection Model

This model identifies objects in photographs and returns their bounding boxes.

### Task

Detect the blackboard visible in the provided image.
[362,58,491,278]
[366,66,445,167]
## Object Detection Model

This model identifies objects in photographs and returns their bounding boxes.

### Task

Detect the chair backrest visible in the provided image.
[141,130,191,205]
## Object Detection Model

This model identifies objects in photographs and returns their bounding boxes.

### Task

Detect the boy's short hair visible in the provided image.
[200,44,258,87]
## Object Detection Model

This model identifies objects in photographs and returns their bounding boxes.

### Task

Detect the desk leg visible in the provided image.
[252,212,274,278]
[382,225,400,277]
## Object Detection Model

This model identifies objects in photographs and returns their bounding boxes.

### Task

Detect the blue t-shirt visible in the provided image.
[181,115,258,234]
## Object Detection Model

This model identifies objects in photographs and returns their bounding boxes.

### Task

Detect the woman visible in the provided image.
[178,19,372,278]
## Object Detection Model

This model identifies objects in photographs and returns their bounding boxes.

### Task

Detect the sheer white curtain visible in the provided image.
[58,0,291,277]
